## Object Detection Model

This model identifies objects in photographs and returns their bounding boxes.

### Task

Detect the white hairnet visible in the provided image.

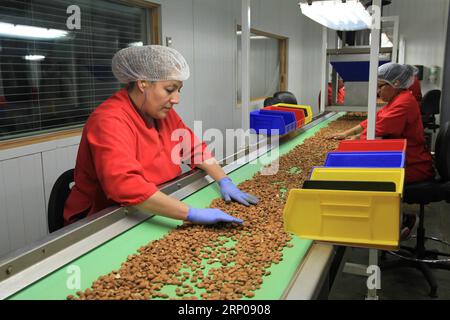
[378,62,415,89]
[407,65,420,76]
[112,45,190,83]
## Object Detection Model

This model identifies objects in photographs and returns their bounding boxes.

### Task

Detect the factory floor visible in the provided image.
[328,201,450,300]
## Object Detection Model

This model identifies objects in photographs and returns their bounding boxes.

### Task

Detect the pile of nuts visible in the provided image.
[67,116,361,300]
[339,112,368,121]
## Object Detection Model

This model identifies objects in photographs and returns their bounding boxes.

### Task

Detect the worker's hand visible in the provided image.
[186,207,243,225]
[218,177,259,206]
[346,135,360,141]
[327,132,347,140]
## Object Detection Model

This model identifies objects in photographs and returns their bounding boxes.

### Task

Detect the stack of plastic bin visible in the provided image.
[336,139,407,153]
[250,109,296,135]
[283,139,407,250]
[324,151,405,168]
[272,103,313,125]
[250,103,312,135]
[263,106,305,128]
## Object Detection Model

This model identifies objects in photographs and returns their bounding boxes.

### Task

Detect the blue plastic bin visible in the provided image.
[330,60,391,82]
[324,152,405,168]
[259,109,296,132]
[250,110,296,135]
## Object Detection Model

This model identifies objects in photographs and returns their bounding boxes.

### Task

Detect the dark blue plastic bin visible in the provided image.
[250,110,296,135]
[330,60,391,82]
[259,109,296,132]
[324,152,405,168]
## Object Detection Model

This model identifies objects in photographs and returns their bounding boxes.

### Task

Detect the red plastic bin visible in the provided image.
[336,139,407,153]
[263,106,305,128]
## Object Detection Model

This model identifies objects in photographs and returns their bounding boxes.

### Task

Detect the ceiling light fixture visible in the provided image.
[299,0,372,31]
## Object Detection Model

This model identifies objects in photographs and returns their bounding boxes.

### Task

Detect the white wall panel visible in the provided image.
[193,0,237,133]
[250,0,282,34]
[1,159,26,254]
[0,154,46,256]
[253,38,279,98]
[294,18,324,114]
[19,155,47,245]
[384,0,449,92]
[160,0,196,128]
[249,40,267,98]
[161,0,324,131]
[0,136,80,162]
[0,162,11,257]
[249,0,324,115]
[263,40,280,97]
[0,137,80,258]
[237,37,279,99]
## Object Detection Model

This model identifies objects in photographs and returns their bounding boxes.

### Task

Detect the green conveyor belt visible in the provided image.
[10,114,341,300]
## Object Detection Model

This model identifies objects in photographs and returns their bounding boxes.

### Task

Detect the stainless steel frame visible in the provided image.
[0,112,338,299]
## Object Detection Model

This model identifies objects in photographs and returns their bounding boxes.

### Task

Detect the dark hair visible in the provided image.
[128,81,137,89]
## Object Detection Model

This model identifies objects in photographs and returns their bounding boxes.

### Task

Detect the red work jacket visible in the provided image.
[64,88,212,224]
[319,84,345,106]
[360,90,434,183]
[408,76,422,103]
[327,83,345,105]
[337,87,345,104]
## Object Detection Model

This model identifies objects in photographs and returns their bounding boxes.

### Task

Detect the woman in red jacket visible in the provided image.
[408,65,422,104]
[64,45,258,226]
[328,63,434,239]
[329,63,434,183]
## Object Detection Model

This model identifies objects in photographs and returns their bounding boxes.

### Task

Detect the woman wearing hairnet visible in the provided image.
[328,63,434,239]
[64,45,258,226]
[329,62,434,184]
[407,65,422,103]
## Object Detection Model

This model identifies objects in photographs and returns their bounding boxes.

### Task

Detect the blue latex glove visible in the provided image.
[218,177,259,206]
[187,207,243,225]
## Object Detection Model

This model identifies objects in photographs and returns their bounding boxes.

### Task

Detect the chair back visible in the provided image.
[263,96,281,107]
[435,121,450,181]
[48,169,74,233]
[421,89,441,115]
[273,91,298,105]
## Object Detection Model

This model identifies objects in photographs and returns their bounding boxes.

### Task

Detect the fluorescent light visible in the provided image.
[24,55,45,61]
[128,41,143,47]
[0,22,68,40]
[299,0,372,31]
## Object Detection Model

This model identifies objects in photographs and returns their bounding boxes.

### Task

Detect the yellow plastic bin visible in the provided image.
[283,168,405,250]
[273,103,313,125]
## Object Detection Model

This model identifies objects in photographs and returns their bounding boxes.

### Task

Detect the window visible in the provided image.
[0,0,159,141]
[236,27,288,102]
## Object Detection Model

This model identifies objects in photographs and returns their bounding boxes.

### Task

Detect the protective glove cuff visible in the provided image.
[186,207,196,222]
[218,177,232,186]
